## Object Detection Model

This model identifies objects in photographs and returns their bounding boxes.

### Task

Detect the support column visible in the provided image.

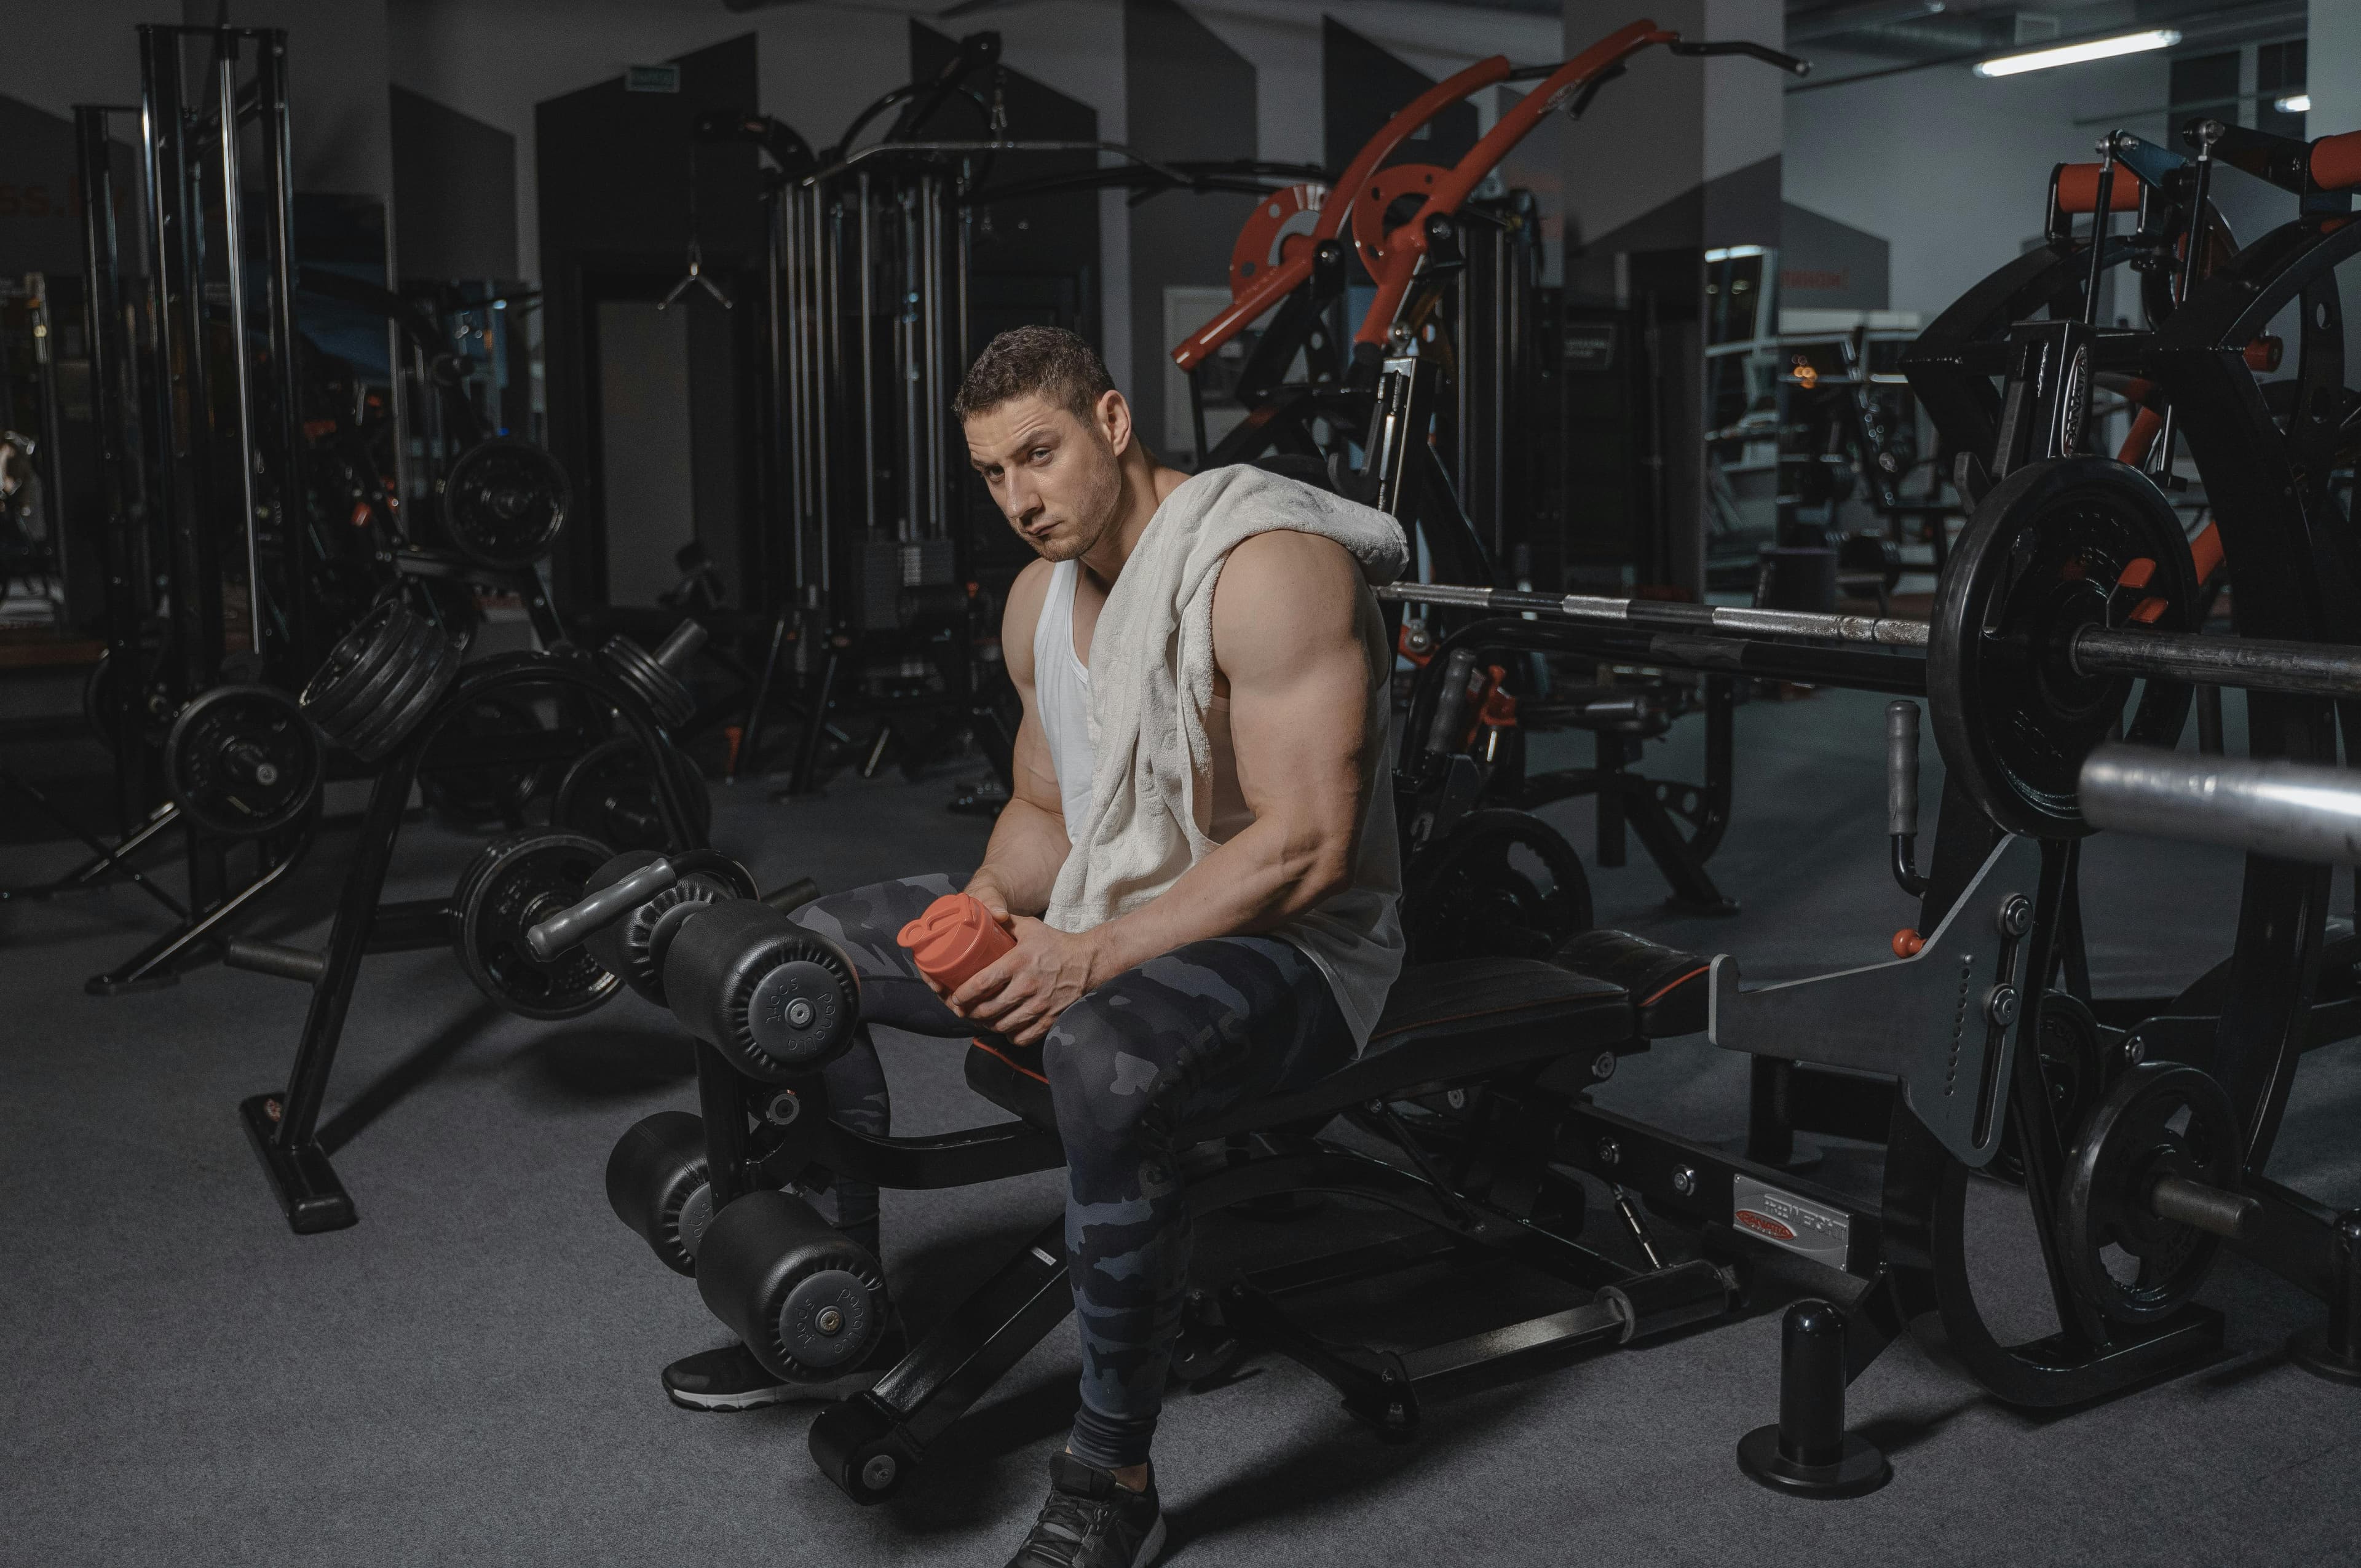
[1559,0,1784,600]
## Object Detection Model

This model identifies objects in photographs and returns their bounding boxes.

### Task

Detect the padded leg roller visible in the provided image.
[606,1111,714,1278]
[696,1188,888,1383]
[1738,1299,1891,1499]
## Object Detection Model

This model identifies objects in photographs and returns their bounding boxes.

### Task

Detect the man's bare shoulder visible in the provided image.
[1000,556,1058,683]
[1219,528,1362,611]
[1221,527,1361,593]
[1213,529,1366,671]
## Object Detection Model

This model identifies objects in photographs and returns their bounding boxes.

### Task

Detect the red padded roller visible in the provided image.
[2313,130,2361,192]
[2055,162,2143,215]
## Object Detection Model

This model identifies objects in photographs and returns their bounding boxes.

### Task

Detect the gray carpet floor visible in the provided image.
[4,685,2359,1567]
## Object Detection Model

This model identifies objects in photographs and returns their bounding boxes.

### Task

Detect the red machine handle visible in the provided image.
[1171,53,1513,372]
[1353,20,1673,348]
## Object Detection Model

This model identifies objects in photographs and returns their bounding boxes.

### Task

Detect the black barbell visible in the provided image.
[1385,456,2359,837]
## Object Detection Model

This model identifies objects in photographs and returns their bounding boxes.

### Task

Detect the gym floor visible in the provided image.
[6,686,2357,1567]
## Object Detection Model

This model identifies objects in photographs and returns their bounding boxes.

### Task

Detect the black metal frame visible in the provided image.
[236,655,703,1233]
[34,31,325,988]
[647,988,1781,1503]
[1364,133,2361,1414]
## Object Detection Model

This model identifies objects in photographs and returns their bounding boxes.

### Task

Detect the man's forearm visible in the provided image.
[1084,815,1350,976]
[970,796,1072,915]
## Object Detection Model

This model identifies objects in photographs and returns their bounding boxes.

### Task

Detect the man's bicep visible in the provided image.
[1008,703,1065,818]
[1215,535,1377,821]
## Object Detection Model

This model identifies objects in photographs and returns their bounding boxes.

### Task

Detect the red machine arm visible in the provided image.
[1171,53,1513,372]
[1353,20,1672,349]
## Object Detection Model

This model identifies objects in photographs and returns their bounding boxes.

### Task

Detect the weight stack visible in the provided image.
[850,534,956,633]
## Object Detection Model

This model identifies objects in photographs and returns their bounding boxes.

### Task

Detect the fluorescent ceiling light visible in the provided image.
[1974,29,2180,78]
[2277,93,2311,114]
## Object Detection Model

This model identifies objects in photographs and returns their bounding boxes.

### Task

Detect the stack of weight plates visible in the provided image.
[300,600,465,764]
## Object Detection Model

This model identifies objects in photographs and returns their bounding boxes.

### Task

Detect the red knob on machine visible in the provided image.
[898,893,1014,992]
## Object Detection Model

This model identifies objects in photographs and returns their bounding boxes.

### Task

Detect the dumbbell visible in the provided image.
[598,620,705,731]
[525,852,858,1079]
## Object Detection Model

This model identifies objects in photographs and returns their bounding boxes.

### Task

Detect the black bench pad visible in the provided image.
[1554,929,1711,1038]
[962,956,1629,1139]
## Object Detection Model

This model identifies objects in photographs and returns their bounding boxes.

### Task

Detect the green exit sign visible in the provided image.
[626,64,680,93]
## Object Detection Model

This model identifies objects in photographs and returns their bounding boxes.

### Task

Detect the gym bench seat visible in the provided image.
[961,954,1632,1135]
[807,946,1735,1504]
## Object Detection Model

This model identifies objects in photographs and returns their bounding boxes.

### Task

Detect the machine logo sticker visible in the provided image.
[1734,1211,1797,1243]
[1731,1176,1851,1269]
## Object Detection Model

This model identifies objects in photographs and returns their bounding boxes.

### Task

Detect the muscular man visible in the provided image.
[663,325,1404,1568]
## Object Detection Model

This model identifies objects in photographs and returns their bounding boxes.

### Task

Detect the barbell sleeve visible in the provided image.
[654,619,710,672]
[2079,745,2361,865]
[526,858,679,960]
[2071,628,2361,699]
[2149,1174,2256,1240]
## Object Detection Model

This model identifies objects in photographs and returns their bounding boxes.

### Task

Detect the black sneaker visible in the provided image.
[1005,1453,1166,1568]
[661,1318,908,1412]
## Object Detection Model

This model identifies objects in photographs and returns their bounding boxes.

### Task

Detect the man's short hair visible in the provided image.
[953,324,1115,425]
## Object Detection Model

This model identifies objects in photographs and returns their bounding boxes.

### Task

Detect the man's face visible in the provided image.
[963,391,1125,563]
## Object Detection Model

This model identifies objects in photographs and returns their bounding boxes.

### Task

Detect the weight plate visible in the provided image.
[346,623,467,766]
[303,600,464,762]
[449,830,622,1019]
[80,647,170,753]
[2055,1061,2241,1328]
[162,684,323,838]
[1402,807,1592,964]
[1230,181,1327,299]
[598,633,698,732]
[441,437,571,570]
[553,737,711,851]
[302,600,411,732]
[1927,457,2199,839]
[419,694,552,828]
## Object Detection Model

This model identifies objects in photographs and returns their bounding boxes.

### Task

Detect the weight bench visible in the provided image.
[804,946,1732,1503]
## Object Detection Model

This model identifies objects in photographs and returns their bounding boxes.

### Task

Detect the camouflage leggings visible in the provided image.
[789,876,1355,1470]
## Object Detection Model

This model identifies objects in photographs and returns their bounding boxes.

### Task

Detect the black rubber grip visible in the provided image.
[528,858,678,959]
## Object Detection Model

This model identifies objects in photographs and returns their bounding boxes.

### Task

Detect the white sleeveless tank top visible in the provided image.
[1033,559,1098,831]
[1032,557,1404,1049]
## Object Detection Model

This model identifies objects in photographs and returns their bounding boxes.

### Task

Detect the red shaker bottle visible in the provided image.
[897,892,1014,992]
[896,894,1042,1080]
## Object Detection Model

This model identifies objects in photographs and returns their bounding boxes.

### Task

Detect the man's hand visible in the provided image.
[950,917,1103,1045]
[962,873,1015,927]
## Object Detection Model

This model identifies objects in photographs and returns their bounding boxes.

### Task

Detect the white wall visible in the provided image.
[2313,0,2361,141]
[1784,47,2178,321]
[1190,0,1560,168]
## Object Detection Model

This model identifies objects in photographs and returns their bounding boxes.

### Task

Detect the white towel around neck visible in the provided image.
[1043,464,1409,937]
